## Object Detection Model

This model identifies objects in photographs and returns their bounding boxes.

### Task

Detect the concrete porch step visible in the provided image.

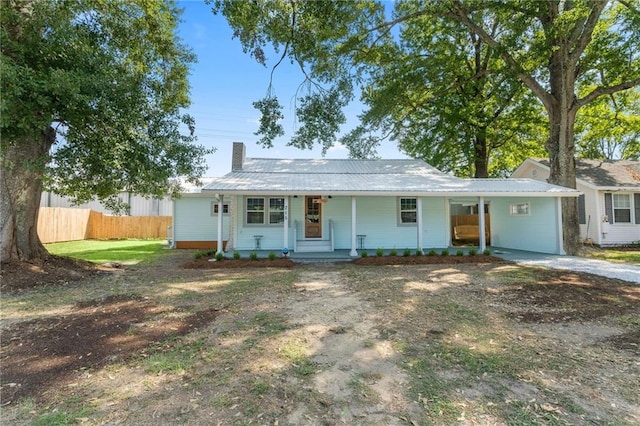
[295,240,333,253]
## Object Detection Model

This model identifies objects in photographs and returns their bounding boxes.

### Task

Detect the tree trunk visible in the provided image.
[1,128,55,263]
[473,127,489,178]
[545,46,580,255]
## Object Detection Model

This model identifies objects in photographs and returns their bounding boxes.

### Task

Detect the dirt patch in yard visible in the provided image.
[1,294,221,404]
[1,252,638,425]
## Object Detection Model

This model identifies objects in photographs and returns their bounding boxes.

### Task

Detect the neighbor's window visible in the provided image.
[211,202,229,215]
[269,197,285,224]
[613,193,631,223]
[399,197,417,224]
[246,198,265,224]
[509,202,530,216]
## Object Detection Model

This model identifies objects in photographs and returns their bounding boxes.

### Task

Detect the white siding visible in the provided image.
[490,197,562,254]
[598,190,640,246]
[173,197,230,242]
[511,163,638,246]
[230,195,450,251]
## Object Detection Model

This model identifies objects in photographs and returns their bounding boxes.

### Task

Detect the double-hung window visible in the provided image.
[269,198,285,224]
[399,198,417,225]
[245,197,285,225]
[605,193,631,223]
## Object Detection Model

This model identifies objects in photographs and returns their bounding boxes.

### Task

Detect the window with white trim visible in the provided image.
[613,193,631,223]
[245,197,285,225]
[398,197,417,224]
[269,198,285,224]
[210,202,229,215]
[509,202,530,216]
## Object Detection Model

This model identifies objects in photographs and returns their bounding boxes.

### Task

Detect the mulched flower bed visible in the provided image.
[181,254,506,268]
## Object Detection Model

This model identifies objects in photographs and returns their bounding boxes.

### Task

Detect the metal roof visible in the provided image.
[201,158,579,197]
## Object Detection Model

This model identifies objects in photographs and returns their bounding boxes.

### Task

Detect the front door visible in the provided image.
[305,196,322,238]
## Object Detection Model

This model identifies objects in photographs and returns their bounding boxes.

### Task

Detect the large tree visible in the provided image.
[575,88,640,159]
[213,0,640,254]
[1,0,212,263]
[349,3,548,177]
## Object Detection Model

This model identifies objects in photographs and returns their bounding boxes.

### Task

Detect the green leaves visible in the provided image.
[253,97,285,148]
[1,0,212,205]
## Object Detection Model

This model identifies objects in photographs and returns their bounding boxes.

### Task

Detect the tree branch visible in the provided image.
[448,0,554,110]
[568,0,608,64]
[577,77,640,108]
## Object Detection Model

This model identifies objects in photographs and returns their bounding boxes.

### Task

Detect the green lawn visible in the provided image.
[45,239,169,265]
[583,247,640,265]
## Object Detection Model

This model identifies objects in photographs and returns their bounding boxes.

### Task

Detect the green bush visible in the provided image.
[441,249,449,256]
[376,248,384,257]
[456,249,464,256]
[268,251,277,260]
[427,249,437,256]
[389,248,397,256]
[215,252,224,261]
[233,251,241,259]
[415,249,423,256]
[206,249,216,257]
[194,250,205,259]
[361,250,368,258]
[483,248,491,256]
[249,251,258,260]
[403,248,411,257]
[468,248,477,256]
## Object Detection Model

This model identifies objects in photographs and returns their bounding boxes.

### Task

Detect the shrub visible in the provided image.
[468,248,477,256]
[233,251,241,259]
[427,249,437,256]
[206,249,216,257]
[456,250,464,256]
[483,248,491,256]
[403,248,411,257]
[415,249,423,256]
[441,249,449,256]
[361,250,368,258]
[376,247,384,257]
[389,248,398,256]
[268,251,277,260]
[215,252,225,261]
[249,251,258,260]
[194,250,205,259]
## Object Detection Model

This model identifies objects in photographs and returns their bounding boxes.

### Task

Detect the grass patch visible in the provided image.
[143,338,206,374]
[583,247,640,265]
[281,340,316,376]
[45,239,168,265]
[252,312,289,335]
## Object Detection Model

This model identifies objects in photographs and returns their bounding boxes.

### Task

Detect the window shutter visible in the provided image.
[635,193,640,224]
[604,193,613,223]
[578,194,586,225]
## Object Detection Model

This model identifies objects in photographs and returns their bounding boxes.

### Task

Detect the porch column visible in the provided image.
[216,195,224,254]
[350,196,358,257]
[556,197,565,255]
[478,196,486,252]
[416,196,423,252]
[283,196,289,253]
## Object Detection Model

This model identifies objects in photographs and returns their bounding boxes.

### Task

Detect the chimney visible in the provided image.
[232,142,245,171]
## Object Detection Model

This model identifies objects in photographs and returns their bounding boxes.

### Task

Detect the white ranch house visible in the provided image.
[513,158,640,246]
[172,143,580,255]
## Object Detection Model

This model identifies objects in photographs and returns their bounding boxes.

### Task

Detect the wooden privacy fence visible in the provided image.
[37,207,172,243]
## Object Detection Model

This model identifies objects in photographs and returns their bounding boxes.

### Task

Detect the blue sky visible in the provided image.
[176,1,406,176]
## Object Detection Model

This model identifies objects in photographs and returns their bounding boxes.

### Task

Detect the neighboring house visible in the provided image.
[40,191,173,216]
[512,158,640,246]
[171,143,579,255]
